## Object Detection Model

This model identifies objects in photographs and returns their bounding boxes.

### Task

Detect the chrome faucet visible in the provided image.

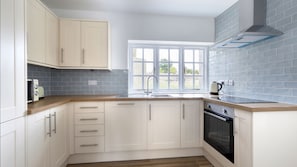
[145,75,158,95]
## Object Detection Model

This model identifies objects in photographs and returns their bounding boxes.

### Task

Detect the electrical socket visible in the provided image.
[88,80,98,86]
[228,80,234,86]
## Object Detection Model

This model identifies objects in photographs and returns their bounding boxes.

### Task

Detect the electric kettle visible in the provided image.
[210,81,223,95]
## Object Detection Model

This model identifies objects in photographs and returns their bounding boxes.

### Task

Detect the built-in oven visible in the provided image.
[204,102,234,163]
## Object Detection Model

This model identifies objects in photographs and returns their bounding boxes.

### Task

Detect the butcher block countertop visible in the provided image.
[27,94,297,115]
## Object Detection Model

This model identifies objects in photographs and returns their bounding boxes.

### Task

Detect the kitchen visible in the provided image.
[1,0,297,167]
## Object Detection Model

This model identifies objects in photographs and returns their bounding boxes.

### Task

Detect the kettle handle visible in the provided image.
[217,83,223,91]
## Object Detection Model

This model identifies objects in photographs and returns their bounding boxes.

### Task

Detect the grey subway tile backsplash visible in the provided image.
[27,64,128,96]
[210,0,297,104]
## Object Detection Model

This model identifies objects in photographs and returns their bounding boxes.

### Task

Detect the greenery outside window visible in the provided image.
[129,43,208,93]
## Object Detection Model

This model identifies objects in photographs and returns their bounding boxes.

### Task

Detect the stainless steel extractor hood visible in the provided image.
[213,0,283,48]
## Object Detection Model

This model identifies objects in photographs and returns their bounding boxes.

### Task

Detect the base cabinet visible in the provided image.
[105,101,147,152]
[0,117,25,167]
[27,104,68,167]
[147,101,181,150]
[181,100,201,148]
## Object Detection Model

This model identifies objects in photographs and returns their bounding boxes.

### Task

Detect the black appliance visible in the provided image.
[211,96,275,104]
[204,102,234,163]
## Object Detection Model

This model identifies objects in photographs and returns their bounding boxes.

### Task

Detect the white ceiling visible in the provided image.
[41,0,238,17]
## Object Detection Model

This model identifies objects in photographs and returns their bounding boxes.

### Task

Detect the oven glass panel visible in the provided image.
[204,111,234,163]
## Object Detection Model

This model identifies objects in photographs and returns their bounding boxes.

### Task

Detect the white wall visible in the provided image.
[53,9,215,69]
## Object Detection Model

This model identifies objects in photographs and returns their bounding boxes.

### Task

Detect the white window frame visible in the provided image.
[128,43,209,94]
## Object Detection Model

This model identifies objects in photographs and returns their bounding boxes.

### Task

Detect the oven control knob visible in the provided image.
[208,105,211,109]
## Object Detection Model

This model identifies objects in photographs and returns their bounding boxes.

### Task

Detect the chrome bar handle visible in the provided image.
[117,103,135,106]
[182,104,185,120]
[80,130,98,133]
[52,112,57,133]
[80,144,98,147]
[204,110,227,122]
[46,114,52,137]
[82,49,85,64]
[80,118,98,121]
[80,106,98,109]
[61,48,64,63]
[149,104,152,120]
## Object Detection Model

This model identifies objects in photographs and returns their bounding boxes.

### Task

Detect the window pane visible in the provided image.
[170,63,179,75]
[159,49,169,62]
[184,76,194,89]
[133,48,143,61]
[159,62,169,75]
[144,63,154,75]
[133,77,143,89]
[194,50,204,62]
[159,76,168,89]
[184,50,194,62]
[144,49,154,62]
[194,63,203,75]
[133,62,142,75]
[184,63,193,75]
[194,77,203,89]
[170,49,179,62]
[170,76,179,89]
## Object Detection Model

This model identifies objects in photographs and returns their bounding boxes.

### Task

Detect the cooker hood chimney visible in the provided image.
[213,0,283,48]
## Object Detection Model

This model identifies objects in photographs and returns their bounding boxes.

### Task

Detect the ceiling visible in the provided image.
[41,0,238,17]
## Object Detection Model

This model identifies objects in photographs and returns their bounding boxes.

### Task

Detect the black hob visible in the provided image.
[211,96,276,104]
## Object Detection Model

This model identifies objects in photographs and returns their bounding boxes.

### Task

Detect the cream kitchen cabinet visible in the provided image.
[1,117,25,167]
[147,101,181,150]
[60,19,110,69]
[105,101,147,152]
[45,11,59,66]
[27,104,68,167]
[234,109,252,167]
[27,0,46,64]
[181,100,201,148]
[74,102,105,153]
[27,0,59,66]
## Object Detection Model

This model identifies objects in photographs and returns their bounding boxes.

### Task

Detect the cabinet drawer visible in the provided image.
[74,102,104,113]
[75,136,104,153]
[75,125,104,137]
[75,113,104,125]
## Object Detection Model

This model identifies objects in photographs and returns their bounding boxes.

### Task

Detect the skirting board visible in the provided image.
[68,148,203,164]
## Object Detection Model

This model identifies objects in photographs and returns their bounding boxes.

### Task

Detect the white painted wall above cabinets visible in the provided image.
[52,9,215,69]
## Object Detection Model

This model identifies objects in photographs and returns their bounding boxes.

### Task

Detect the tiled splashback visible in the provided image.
[28,64,128,96]
[210,0,297,104]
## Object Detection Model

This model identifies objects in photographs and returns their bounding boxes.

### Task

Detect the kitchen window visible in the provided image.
[128,43,208,93]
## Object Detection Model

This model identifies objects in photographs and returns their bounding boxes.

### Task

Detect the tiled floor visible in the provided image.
[67,156,213,167]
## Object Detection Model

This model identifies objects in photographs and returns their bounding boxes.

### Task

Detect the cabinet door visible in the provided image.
[81,21,108,68]
[234,109,252,167]
[105,101,147,152]
[0,0,26,123]
[60,20,81,66]
[45,11,59,66]
[27,0,46,63]
[0,117,25,167]
[27,110,51,167]
[50,105,68,167]
[181,100,201,148]
[148,101,181,150]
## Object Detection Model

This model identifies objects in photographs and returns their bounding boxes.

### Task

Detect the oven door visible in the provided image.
[204,109,234,163]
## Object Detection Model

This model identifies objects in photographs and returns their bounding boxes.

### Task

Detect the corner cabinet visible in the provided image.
[27,0,59,67]
[105,101,147,152]
[27,104,69,167]
[60,19,110,69]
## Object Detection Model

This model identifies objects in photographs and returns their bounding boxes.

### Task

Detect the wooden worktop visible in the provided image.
[27,94,297,115]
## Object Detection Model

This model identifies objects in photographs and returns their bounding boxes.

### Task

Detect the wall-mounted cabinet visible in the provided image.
[60,19,110,69]
[27,0,59,67]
